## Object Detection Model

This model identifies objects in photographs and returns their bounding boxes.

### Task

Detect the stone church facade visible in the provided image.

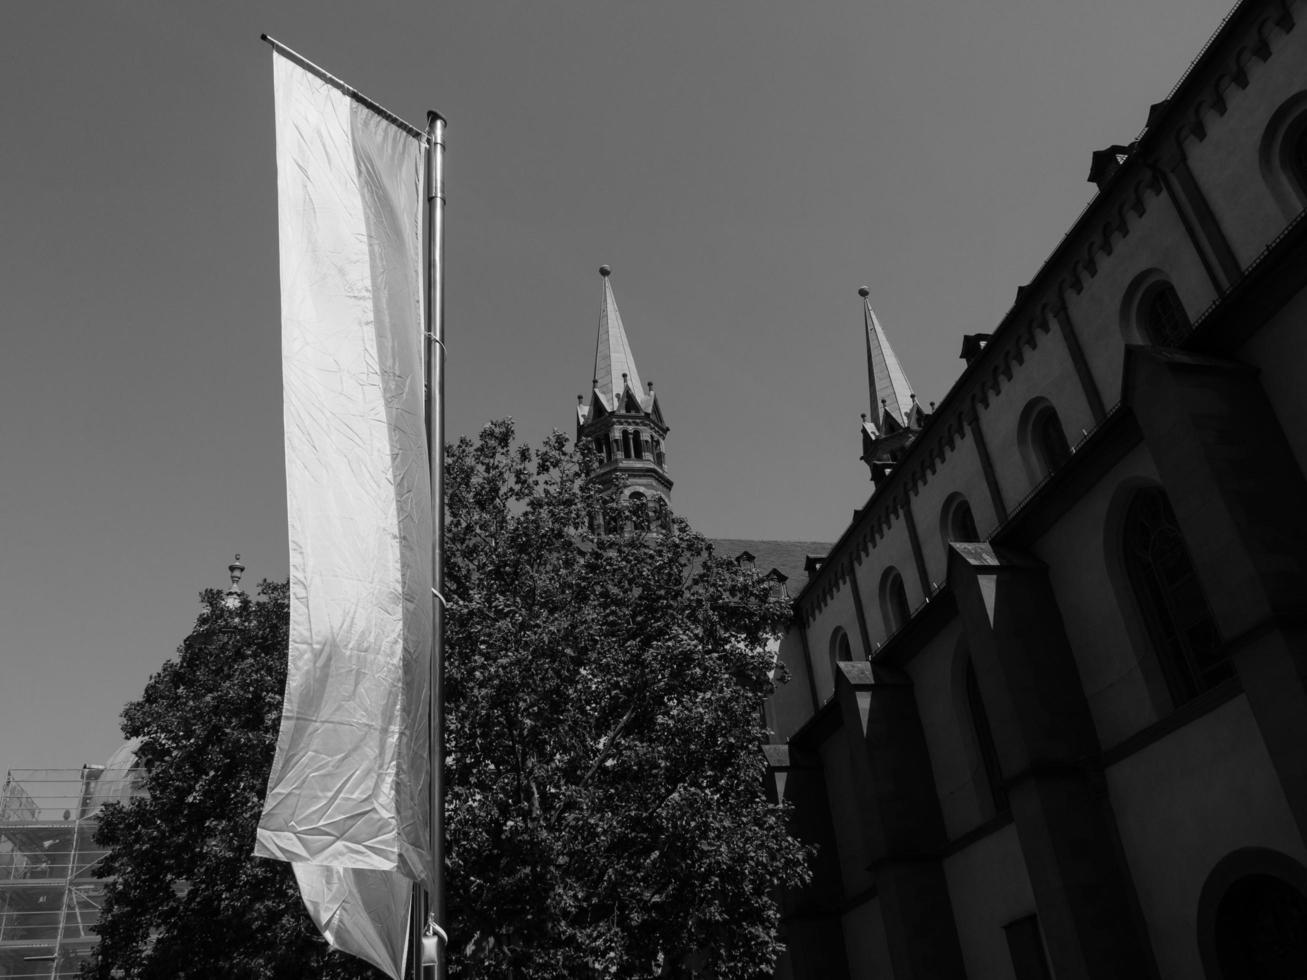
[756,0,1307,977]
[572,0,1307,974]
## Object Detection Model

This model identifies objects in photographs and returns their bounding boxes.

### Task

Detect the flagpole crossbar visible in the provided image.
[260,34,432,144]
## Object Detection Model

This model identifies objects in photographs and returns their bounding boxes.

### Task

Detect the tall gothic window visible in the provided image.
[829,627,853,673]
[629,491,649,531]
[621,430,632,459]
[632,431,644,459]
[880,568,911,635]
[1032,406,1071,476]
[1123,488,1230,705]
[1214,874,1307,979]
[1143,282,1191,347]
[1293,124,1307,199]
[944,495,980,545]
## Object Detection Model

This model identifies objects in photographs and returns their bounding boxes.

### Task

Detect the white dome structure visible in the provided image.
[82,738,142,814]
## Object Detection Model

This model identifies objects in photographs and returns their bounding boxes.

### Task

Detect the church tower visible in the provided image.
[858,287,928,484]
[576,265,672,505]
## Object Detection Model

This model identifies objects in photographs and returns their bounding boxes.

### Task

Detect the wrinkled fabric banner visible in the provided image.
[293,866,414,978]
[256,50,432,980]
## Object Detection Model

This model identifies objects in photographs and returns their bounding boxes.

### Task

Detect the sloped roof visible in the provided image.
[708,538,833,587]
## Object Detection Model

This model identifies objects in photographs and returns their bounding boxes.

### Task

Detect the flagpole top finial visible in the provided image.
[858,286,870,298]
[599,265,612,278]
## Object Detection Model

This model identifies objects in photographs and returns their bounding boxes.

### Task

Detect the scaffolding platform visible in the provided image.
[0,767,144,979]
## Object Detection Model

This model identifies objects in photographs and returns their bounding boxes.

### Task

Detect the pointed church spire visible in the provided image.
[593,265,644,410]
[860,287,914,432]
[577,266,672,509]
[858,288,929,485]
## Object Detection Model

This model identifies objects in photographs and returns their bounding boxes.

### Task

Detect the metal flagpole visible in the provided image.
[259,33,445,977]
[419,109,449,980]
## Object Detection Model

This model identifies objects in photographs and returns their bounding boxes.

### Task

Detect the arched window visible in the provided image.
[829,627,853,673]
[1018,399,1073,483]
[942,494,980,546]
[1123,488,1229,705]
[1141,281,1191,347]
[652,495,672,532]
[629,491,649,531]
[880,568,911,636]
[1213,875,1307,979]
[1292,124,1307,197]
[1034,409,1071,475]
[632,431,644,459]
[621,430,632,459]
[965,659,1008,816]
[1259,95,1307,216]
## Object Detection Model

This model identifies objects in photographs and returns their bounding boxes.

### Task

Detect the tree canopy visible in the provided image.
[84,579,383,980]
[443,421,809,976]
[87,421,808,979]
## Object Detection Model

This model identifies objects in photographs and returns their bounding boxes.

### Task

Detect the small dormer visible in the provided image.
[960,333,992,365]
[1088,143,1135,190]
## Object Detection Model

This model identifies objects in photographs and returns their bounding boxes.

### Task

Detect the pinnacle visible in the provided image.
[593,269,644,406]
[861,290,914,427]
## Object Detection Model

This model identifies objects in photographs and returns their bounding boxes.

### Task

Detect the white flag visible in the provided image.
[256,49,432,980]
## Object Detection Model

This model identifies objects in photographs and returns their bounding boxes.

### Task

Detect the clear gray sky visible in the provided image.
[1,0,1232,773]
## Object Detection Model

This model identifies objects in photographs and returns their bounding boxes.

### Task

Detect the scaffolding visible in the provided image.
[0,766,144,979]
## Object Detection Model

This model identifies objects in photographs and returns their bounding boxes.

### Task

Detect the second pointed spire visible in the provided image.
[593,265,645,410]
[861,287,915,433]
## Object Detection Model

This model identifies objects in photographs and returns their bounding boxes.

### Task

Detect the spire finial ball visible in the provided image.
[858,286,870,298]
[599,265,612,277]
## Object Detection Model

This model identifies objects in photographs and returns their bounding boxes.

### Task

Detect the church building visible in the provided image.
[575,265,829,586]
[576,265,673,513]
[756,0,1307,976]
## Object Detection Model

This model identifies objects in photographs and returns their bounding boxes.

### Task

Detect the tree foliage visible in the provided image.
[444,421,809,977]
[84,580,385,979]
[87,421,808,979]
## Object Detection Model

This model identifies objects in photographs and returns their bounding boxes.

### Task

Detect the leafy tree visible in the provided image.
[444,421,809,977]
[84,580,385,980]
[87,421,809,979]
